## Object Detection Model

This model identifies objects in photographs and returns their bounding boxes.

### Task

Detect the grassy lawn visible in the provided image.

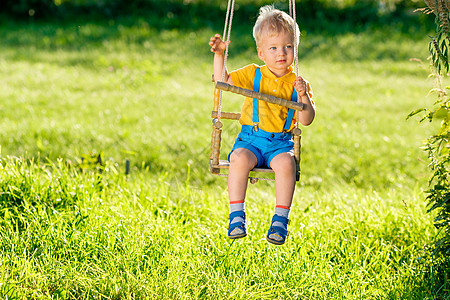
[0,16,445,299]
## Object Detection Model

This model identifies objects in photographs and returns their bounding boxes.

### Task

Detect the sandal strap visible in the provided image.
[269,225,287,236]
[271,214,289,225]
[229,211,246,221]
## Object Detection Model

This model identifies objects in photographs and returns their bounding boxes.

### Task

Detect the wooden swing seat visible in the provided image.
[211,159,274,173]
[209,159,279,184]
[210,82,302,183]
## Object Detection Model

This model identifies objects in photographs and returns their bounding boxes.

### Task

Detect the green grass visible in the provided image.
[0,18,447,299]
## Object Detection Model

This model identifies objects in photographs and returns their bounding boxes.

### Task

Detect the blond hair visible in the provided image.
[253,5,300,46]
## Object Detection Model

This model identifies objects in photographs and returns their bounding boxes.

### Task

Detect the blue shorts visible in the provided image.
[228,125,294,168]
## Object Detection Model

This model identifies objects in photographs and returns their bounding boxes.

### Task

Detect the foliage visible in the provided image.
[0,0,432,33]
[408,0,450,294]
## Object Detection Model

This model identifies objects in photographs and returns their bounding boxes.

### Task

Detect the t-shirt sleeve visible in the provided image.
[229,64,257,90]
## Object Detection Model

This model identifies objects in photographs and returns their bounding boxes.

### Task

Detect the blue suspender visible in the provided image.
[252,67,298,132]
[252,68,262,127]
[283,89,297,131]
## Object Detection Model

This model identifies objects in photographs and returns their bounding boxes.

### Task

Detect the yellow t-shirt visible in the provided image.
[230,64,313,133]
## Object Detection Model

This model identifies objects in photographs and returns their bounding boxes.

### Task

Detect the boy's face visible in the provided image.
[257,30,294,78]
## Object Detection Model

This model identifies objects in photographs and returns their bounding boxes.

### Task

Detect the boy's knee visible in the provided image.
[270,153,295,172]
[230,149,257,169]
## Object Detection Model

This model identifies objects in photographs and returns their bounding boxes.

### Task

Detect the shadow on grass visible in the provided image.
[0,17,435,73]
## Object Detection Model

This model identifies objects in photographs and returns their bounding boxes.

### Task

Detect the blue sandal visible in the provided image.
[266,214,289,245]
[228,211,247,239]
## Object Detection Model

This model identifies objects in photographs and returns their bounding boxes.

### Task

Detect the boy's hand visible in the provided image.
[293,76,307,96]
[209,34,228,55]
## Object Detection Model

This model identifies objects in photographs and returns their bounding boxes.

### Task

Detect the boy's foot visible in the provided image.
[228,211,247,239]
[266,214,289,245]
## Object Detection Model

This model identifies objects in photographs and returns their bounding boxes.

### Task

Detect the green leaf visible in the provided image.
[406,108,426,119]
[438,144,450,156]
[433,107,449,119]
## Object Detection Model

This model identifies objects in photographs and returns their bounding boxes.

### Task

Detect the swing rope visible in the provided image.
[289,0,301,128]
[217,0,236,122]
[290,0,299,76]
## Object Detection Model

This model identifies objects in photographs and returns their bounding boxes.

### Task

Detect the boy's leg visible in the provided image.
[270,152,296,207]
[227,148,258,238]
[267,152,296,244]
[228,148,258,201]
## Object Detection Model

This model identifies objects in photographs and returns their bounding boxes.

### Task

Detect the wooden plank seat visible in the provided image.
[211,159,275,173]
[209,159,276,183]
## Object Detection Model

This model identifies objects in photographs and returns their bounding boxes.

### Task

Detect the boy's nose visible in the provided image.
[278,48,287,56]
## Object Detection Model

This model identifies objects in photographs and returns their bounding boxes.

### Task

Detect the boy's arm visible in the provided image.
[209,34,234,85]
[293,76,316,126]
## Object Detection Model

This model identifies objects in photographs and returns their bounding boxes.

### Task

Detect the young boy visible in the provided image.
[209,5,315,245]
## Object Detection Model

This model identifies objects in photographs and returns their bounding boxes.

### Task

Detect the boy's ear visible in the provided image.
[257,47,265,61]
